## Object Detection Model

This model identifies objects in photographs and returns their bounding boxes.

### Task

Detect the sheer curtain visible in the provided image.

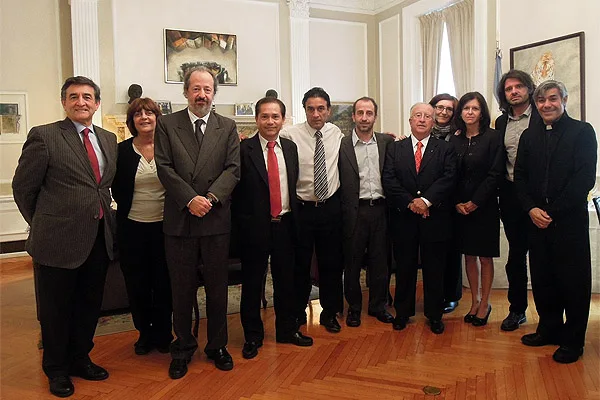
[443,0,474,97]
[419,10,444,101]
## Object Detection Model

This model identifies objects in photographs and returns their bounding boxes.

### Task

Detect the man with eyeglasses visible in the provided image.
[382,103,456,334]
[495,69,541,332]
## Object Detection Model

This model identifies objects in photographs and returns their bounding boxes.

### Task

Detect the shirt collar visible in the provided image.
[305,121,327,138]
[72,120,94,135]
[188,108,210,126]
[410,134,430,149]
[258,133,282,150]
[508,104,532,121]
[351,129,376,146]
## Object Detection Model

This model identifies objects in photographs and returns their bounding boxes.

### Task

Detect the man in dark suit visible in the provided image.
[339,97,394,327]
[233,97,313,360]
[155,67,240,378]
[514,80,597,364]
[494,69,541,332]
[13,76,117,398]
[382,102,456,334]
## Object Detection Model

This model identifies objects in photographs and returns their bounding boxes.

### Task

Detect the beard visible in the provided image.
[188,98,212,117]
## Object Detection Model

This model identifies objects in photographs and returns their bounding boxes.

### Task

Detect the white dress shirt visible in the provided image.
[280,121,344,201]
[258,134,290,215]
[73,120,106,177]
[187,108,210,134]
[352,130,384,200]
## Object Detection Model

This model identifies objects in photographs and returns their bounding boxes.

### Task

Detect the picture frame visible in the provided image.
[0,92,28,143]
[234,103,254,117]
[510,32,585,121]
[164,28,237,85]
[155,100,172,115]
[329,102,354,136]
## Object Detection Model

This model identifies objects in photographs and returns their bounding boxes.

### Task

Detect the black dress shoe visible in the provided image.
[320,315,341,333]
[277,331,313,346]
[69,362,109,381]
[429,319,445,334]
[346,310,361,327]
[521,332,559,347]
[368,310,394,324]
[552,346,584,364]
[392,316,409,331]
[242,340,263,359]
[205,347,234,371]
[500,311,526,332]
[134,341,153,355]
[464,313,476,323]
[155,342,171,354]
[168,358,189,379]
[471,305,492,327]
[443,301,459,314]
[49,376,74,398]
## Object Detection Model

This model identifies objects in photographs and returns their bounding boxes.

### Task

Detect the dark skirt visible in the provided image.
[456,199,500,257]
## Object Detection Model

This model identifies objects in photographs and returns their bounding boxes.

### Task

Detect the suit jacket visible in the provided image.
[514,112,597,219]
[154,108,240,237]
[382,135,457,242]
[12,118,117,269]
[232,134,299,254]
[111,137,142,225]
[338,132,394,238]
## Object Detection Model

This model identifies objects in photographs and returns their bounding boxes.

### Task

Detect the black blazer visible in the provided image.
[514,112,597,219]
[112,137,142,224]
[450,128,503,206]
[382,135,457,242]
[338,132,393,238]
[232,134,300,254]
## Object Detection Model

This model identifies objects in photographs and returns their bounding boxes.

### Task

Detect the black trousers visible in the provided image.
[240,214,296,342]
[442,233,463,303]
[36,223,109,378]
[344,202,388,314]
[499,179,529,314]
[393,237,446,321]
[118,219,172,346]
[165,233,229,360]
[528,212,591,349]
[295,192,343,319]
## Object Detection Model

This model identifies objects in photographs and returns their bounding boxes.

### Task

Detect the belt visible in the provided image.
[358,198,385,206]
[299,198,329,207]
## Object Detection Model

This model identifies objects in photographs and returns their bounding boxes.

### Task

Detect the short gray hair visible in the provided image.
[409,102,434,117]
[182,66,218,94]
[533,80,568,101]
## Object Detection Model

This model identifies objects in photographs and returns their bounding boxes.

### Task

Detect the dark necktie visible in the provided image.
[195,119,205,149]
[82,128,103,219]
[313,130,328,200]
[267,141,282,218]
[415,141,423,173]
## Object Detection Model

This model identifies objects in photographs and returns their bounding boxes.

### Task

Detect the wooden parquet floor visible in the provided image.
[1,255,599,399]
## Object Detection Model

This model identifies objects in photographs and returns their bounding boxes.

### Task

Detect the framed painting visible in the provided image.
[0,92,28,143]
[510,32,585,120]
[234,103,254,117]
[329,103,354,136]
[155,100,172,115]
[164,28,237,85]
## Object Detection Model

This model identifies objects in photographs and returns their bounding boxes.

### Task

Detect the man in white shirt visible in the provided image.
[280,87,345,333]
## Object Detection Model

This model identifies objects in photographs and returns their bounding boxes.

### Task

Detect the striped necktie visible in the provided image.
[313,130,328,200]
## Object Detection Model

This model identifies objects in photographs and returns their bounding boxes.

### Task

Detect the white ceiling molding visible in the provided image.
[310,0,407,15]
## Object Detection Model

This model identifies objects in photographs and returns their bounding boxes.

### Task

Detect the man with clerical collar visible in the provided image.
[495,69,541,332]
[233,97,313,360]
[514,80,597,364]
[382,102,456,335]
[338,97,395,328]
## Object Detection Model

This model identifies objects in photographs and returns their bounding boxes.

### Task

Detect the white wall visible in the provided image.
[378,14,401,134]
[498,0,600,181]
[112,0,281,106]
[309,18,368,102]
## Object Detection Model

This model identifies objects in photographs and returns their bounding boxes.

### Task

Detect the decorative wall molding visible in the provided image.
[287,0,310,18]
[309,0,406,14]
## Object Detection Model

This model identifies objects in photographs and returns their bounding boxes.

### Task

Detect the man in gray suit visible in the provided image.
[13,76,117,398]
[155,66,240,378]
[339,97,394,327]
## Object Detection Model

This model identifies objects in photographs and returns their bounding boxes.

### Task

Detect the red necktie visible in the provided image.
[415,141,423,173]
[82,128,103,219]
[267,141,282,218]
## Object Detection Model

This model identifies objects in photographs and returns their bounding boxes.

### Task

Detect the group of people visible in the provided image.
[11,67,596,398]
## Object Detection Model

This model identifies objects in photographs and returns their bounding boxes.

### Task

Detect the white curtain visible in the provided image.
[443,0,474,97]
[419,10,444,101]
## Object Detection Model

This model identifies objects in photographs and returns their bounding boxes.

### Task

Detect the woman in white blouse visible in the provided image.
[112,98,172,355]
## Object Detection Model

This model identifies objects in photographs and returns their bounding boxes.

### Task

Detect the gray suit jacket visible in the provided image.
[338,132,394,238]
[12,118,117,269]
[155,108,240,237]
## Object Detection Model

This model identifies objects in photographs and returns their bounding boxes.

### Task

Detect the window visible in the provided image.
[436,23,455,96]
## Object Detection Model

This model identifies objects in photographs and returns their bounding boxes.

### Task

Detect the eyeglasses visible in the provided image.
[435,105,454,113]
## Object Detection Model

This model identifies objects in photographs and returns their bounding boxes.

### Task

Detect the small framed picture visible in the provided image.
[156,100,172,115]
[234,103,254,117]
